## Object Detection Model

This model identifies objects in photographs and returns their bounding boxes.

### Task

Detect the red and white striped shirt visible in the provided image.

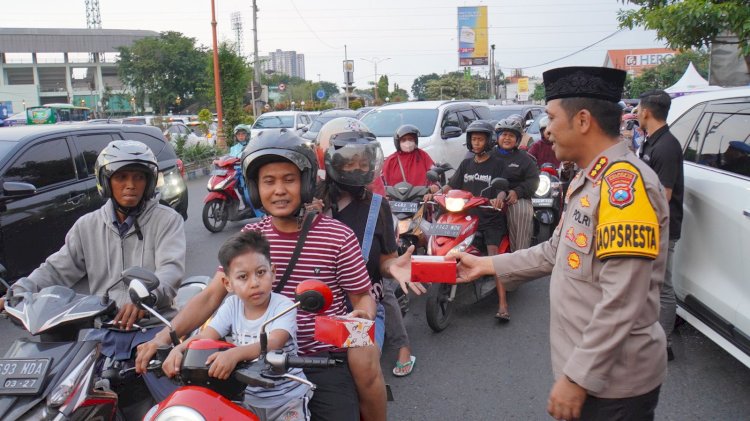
[241,215,372,355]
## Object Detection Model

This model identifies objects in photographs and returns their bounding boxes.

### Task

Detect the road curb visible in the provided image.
[186,166,211,180]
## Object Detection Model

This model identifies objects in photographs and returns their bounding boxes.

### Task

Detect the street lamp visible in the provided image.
[385,97,390,103]
[300,101,305,110]
[175,96,182,112]
[81,99,86,107]
[291,101,296,111]
[22,100,26,110]
[360,57,390,102]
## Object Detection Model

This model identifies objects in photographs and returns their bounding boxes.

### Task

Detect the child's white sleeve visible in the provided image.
[207,296,234,338]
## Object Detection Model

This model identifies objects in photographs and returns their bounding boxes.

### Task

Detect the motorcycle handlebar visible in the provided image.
[285,355,339,369]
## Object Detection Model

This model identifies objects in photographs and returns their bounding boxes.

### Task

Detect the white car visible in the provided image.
[666,86,750,368]
[250,111,312,138]
[359,101,490,171]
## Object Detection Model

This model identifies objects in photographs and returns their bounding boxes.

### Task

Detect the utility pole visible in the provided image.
[252,0,261,117]
[490,44,496,100]
[210,0,226,149]
[360,57,390,103]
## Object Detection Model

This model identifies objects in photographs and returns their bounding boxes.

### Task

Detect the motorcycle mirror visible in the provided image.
[490,177,509,191]
[426,170,440,183]
[128,279,151,306]
[121,267,160,292]
[295,280,333,313]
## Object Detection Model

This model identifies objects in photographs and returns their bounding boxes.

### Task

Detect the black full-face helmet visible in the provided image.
[465,120,495,154]
[95,140,158,214]
[241,128,318,209]
[393,124,420,152]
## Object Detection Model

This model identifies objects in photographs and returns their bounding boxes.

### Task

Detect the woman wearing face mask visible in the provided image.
[382,124,438,191]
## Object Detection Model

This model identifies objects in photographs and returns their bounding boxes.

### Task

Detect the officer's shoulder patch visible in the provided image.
[595,161,659,260]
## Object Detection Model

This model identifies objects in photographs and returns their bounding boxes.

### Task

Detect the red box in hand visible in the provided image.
[314,316,375,348]
[411,256,458,284]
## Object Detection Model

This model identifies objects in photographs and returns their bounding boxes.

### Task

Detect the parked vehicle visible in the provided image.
[164,122,209,147]
[531,163,563,244]
[251,111,312,138]
[0,124,188,282]
[360,101,490,171]
[665,86,750,368]
[301,109,358,142]
[131,274,339,421]
[422,175,510,332]
[525,112,548,143]
[202,156,262,233]
[487,104,545,126]
[0,266,206,420]
[25,104,90,125]
[0,112,27,127]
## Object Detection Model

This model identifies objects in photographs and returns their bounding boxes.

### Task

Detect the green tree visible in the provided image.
[624,49,709,97]
[411,73,440,100]
[118,31,208,115]
[376,75,390,103]
[424,72,480,100]
[531,83,546,102]
[206,42,252,141]
[618,0,750,74]
[390,83,409,102]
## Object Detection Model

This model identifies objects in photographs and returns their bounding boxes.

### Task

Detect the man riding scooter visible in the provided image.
[0,140,186,416]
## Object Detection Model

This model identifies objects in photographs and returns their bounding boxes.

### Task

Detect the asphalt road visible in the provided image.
[2,176,749,420]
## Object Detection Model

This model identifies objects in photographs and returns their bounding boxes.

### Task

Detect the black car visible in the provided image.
[0,124,188,282]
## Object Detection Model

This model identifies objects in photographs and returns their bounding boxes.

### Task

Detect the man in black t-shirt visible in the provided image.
[637,89,684,361]
[434,120,511,321]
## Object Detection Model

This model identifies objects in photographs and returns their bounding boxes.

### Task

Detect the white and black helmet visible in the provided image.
[95,140,158,203]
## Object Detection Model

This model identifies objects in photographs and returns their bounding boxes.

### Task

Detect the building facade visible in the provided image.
[260,49,305,79]
[604,48,680,77]
[0,28,158,116]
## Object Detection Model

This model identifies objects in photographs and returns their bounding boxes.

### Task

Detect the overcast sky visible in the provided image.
[3,0,668,92]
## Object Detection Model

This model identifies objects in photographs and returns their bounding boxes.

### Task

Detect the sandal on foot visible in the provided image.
[392,355,416,377]
[495,311,510,322]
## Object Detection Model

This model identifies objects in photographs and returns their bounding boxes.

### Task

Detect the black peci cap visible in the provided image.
[543,66,626,103]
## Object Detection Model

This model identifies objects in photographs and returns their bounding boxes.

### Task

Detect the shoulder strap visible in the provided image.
[396,155,408,183]
[361,194,382,263]
[274,211,317,293]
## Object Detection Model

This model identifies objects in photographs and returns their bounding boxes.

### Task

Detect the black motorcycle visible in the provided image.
[0,267,204,420]
[531,164,564,244]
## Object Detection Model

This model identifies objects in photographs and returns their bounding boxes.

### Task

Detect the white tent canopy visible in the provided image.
[665,62,722,96]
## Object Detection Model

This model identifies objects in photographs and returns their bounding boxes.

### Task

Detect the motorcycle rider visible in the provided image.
[429,120,511,321]
[527,116,561,169]
[136,129,386,421]
[494,117,540,255]
[229,124,251,158]
[0,140,186,405]
[382,124,438,190]
[316,117,423,386]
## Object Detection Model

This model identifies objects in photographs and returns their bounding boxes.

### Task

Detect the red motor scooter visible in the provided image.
[121,274,339,421]
[423,176,510,332]
[202,156,263,233]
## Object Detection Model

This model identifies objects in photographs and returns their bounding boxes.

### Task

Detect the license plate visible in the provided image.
[211,169,228,176]
[0,358,50,395]
[389,201,419,213]
[532,198,555,207]
[427,223,462,237]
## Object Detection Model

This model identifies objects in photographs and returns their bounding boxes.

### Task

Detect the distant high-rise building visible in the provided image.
[259,49,305,79]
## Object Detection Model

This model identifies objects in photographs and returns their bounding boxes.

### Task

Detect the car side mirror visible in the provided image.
[441,126,462,139]
[3,181,37,198]
[525,119,533,129]
[295,280,333,313]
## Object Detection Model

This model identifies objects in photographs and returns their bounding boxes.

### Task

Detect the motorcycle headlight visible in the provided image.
[48,348,97,407]
[153,405,206,421]
[535,174,551,197]
[448,234,475,255]
[445,197,467,212]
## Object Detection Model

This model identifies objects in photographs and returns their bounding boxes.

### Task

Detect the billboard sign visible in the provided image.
[457,6,488,66]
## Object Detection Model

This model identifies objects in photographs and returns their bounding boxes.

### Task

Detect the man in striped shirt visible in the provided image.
[137,129,378,420]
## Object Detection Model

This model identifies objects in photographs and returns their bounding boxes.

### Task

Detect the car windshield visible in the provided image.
[361,109,439,137]
[488,108,522,121]
[308,115,337,133]
[253,115,294,128]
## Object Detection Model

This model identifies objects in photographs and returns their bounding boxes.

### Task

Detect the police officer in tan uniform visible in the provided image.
[453,66,669,420]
